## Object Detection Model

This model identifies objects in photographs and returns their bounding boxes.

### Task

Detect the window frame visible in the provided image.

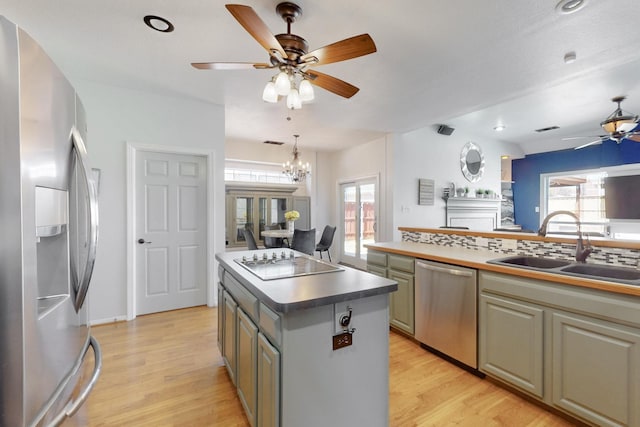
[540,164,640,239]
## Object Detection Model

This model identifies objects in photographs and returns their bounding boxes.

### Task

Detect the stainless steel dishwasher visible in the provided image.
[415,259,478,369]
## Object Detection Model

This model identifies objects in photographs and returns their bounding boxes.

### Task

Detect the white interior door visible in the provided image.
[135,151,207,315]
[340,178,377,269]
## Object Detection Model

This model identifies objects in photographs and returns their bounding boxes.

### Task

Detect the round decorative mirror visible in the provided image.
[460,142,485,182]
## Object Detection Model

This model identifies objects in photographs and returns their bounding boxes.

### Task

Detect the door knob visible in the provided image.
[138,238,152,244]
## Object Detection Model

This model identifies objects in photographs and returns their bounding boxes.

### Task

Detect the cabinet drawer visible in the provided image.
[389,254,414,273]
[367,251,387,267]
[224,271,259,321]
[367,264,387,278]
[259,303,282,347]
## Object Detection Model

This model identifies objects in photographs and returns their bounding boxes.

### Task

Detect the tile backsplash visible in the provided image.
[401,231,640,268]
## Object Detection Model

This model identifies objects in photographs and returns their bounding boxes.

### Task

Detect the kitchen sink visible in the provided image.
[488,255,572,269]
[559,263,640,283]
[488,255,640,286]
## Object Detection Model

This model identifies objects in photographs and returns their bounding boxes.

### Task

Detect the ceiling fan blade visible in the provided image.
[574,139,604,150]
[301,34,376,66]
[225,4,287,59]
[627,134,640,142]
[562,135,606,141]
[191,62,272,70]
[306,70,359,98]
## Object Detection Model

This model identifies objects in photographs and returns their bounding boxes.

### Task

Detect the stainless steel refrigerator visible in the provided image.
[0,16,102,426]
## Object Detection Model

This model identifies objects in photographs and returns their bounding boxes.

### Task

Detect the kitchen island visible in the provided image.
[215,249,397,427]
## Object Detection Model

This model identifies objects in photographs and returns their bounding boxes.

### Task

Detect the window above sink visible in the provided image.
[541,165,640,240]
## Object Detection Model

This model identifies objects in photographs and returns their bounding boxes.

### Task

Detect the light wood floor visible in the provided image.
[67,306,580,427]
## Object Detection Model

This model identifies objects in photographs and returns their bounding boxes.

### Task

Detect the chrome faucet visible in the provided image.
[538,210,593,263]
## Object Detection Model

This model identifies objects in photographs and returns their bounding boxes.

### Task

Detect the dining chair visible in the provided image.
[290,228,316,256]
[263,224,285,248]
[242,228,259,250]
[315,225,337,262]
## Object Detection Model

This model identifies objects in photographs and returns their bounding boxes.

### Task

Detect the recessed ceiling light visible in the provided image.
[556,0,587,15]
[494,125,506,132]
[564,51,577,64]
[143,15,175,33]
[501,155,510,160]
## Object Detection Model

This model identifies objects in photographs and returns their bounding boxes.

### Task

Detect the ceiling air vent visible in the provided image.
[263,140,285,145]
[535,126,560,133]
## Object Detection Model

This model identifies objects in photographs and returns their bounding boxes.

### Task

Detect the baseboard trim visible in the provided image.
[90,315,128,326]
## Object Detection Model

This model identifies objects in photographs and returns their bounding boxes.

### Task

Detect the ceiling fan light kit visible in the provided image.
[298,79,314,102]
[191,2,376,110]
[569,96,640,149]
[600,97,638,134]
[262,81,278,103]
[275,71,291,96]
[601,118,637,134]
[286,88,302,109]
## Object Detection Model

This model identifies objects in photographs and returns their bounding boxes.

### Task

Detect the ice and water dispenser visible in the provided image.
[35,186,70,315]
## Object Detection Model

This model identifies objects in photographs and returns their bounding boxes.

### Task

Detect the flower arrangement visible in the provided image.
[284,210,300,221]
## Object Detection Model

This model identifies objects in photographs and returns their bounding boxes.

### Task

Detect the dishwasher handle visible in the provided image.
[416,260,473,277]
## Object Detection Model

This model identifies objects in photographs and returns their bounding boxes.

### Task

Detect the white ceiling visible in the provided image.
[3,0,640,154]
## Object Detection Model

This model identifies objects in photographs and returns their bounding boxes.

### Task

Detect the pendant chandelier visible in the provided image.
[263,67,314,110]
[282,134,310,183]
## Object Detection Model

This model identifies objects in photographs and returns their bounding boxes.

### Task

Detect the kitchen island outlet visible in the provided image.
[215,249,398,427]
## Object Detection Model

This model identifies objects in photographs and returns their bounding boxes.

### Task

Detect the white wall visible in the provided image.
[225,138,316,198]
[315,129,524,251]
[75,80,225,323]
[392,127,524,240]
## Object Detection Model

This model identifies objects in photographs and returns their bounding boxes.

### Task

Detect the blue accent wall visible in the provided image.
[513,138,640,231]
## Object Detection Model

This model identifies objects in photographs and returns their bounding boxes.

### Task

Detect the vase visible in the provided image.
[287,220,295,232]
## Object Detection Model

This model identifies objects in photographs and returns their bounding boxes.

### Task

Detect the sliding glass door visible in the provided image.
[340,178,377,269]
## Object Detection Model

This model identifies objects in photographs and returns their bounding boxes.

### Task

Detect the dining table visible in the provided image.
[261,229,294,247]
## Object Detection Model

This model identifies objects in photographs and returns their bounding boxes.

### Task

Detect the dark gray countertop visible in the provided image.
[216,249,398,313]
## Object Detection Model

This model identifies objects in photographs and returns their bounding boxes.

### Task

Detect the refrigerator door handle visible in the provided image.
[70,126,99,311]
[47,336,103,427]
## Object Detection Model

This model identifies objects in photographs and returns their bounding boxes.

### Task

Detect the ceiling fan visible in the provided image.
[191,3,377,105]
[565,96,640,150]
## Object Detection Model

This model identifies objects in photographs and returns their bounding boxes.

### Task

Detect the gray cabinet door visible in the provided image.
[237,308,258,426]
[388,269,415,335]
[552,312,640,427]
[479,293,544,398]
[222,290,238,385]
[257,333,280,427]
